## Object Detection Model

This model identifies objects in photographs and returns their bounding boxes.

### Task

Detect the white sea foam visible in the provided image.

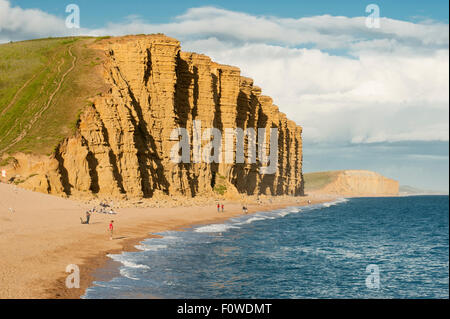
[156,235,178,241]
[119,268,140,281]
[135,244,168,251]
[236,216,267,225]
[231,206,308,226]
[275,210,298,218]
[322,198,349,207]
[119,260,150,269]
[194,224,240,233]
[109,254,150,269]
[336,197,349,204]
[273,207,302,217]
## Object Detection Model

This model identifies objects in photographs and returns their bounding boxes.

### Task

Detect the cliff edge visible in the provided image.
[0,34,304,200]
[304,170,399,196]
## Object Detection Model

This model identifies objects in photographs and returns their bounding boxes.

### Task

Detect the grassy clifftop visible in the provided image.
[0,37,107,156]
[303,171,342,192]
[303,170,399,195]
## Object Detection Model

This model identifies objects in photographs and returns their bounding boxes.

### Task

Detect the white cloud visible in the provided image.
[186,42,448,143]
[86,7,448,54]
[0,0,70,42]
[0,2,448,144]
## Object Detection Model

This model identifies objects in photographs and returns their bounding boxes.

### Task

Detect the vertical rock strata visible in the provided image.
[22,35,304,199]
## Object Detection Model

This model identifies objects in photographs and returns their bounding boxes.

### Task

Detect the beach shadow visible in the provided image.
[113,236,127,240]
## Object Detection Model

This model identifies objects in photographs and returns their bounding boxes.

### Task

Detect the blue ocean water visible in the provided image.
[83,196,449,299]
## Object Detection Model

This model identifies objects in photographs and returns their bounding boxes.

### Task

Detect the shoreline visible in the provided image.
[65,193,448,299]
[51,197,337,299]
[0,182,338,299]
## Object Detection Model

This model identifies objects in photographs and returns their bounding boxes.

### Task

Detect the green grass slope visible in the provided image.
[0,37,107,156]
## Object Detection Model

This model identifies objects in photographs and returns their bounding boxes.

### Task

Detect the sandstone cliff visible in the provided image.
[304,170,399,196]
[2,35,304,199]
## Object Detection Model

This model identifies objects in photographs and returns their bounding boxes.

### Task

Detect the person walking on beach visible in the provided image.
[80,210,91,224]
[221,204,224,212]
[109,220,114,240]
[217,203,220,213]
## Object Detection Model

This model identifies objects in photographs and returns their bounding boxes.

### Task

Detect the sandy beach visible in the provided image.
[0,182,337,299]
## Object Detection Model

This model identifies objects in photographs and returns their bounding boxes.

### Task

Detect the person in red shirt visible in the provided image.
[109,220,114,240]
[221,204,224,212]
[217,203,220,213]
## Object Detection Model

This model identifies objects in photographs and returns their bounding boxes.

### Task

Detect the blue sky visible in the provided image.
[11,0,450,26]
[1,1,449,192]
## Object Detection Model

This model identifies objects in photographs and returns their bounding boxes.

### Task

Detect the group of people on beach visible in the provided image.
[98,201,117,215]
[79,201,116,240]
[216,203,248,214]
[80,210,115,239]
[80,202,117,224]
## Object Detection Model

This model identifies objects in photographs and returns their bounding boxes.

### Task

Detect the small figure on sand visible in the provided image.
[217,203,220,213]
[80,210,91,224]
[109,220,114,240]
[308,200,311,204]
[221,204,224,212]
[242,206,248,214]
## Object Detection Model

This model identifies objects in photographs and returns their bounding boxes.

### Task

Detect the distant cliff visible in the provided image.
[304,170,399,196]
[1,35,304,199]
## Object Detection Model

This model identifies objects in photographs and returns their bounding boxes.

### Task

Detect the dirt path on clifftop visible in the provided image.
[0,46,77,154]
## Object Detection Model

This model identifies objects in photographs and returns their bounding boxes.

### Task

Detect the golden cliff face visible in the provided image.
[5,35,304,199]
[320,170,399,196]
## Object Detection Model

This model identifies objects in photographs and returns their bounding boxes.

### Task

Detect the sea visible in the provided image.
[83,195,449,299]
